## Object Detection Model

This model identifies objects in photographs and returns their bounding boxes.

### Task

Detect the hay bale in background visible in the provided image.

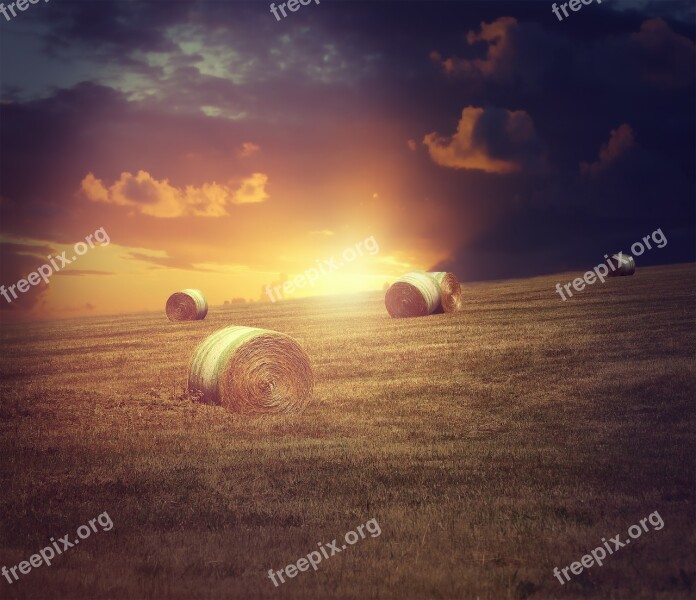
[188,326,314,414]
[166,289,208,321]
[429,271,463,313]
[607,254,636,277]
[384,271,441,318]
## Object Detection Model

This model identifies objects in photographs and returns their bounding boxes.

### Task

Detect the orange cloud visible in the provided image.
[423,106,543,174]
[580,123,636,176]
[430,17,517,79]
[81,171,269,217]
[239,142,260,157]
[231,173,270,205]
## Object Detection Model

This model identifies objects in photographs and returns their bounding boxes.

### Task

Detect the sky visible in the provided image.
[1,0,694,320]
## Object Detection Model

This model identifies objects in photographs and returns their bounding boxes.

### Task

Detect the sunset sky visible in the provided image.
[1,0,694,320]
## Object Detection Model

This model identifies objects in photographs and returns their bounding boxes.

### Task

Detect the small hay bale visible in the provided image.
[607,254,636,277]
[384,271,441,318]
[188,326,314,415]
[429,271,463,313]
[166,289,208,321]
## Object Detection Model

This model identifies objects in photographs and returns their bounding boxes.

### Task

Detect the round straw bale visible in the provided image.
[166,289,208,321]
[188,326,314,415]
[429,271,463,313]
[607,254,635,277]
[384,271,441,318]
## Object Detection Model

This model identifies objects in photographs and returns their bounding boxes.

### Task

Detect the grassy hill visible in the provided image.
[1,264,694,599]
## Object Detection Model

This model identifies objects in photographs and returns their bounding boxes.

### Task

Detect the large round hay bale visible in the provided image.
[384,271,441,318]
[429,271,463,313]
[188,326,314,415]
[607,254,636,277]
[166,289,208,321]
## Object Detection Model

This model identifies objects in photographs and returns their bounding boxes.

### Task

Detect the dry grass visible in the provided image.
[1,264,694,599]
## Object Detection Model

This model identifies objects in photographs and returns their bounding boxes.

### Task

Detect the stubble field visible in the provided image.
[1,264,694,599]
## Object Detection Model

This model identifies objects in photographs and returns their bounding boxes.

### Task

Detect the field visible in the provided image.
[1,264,695,600]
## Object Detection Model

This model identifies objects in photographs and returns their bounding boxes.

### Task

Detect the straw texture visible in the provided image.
[166,289,208,321]
[384,271,441,318]
[429,271,463,313]
[188,326,314,415]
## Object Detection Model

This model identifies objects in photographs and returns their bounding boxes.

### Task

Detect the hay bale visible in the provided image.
[384,271,441,318]
[607,254,636,277]
[188,326,314,415]
[166,289,208,321]
[429,271,463,313]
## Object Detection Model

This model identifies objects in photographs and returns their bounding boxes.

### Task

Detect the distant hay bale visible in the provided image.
[188,326,314,415]
[607,254,636,277]
[429,271,463,313]
[384,271,441,318]
[166,289,208,321]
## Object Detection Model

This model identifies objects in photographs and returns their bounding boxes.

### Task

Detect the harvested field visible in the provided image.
[1,264,694,599]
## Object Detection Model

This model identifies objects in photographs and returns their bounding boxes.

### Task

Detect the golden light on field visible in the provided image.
[0,123,468,322]
[277,272,390,299]
[3,230,442,319]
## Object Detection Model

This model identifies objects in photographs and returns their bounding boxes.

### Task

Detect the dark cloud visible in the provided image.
[580,123,637,176]
[424,106,546,174]
[631,18,696,88]
[429,13,695,95]
[41,0,192,56]
[0,242,54,311]
[433,132,695,281]
[472,106,546,171]
[430,17,568,91]
[434,206,695,282]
